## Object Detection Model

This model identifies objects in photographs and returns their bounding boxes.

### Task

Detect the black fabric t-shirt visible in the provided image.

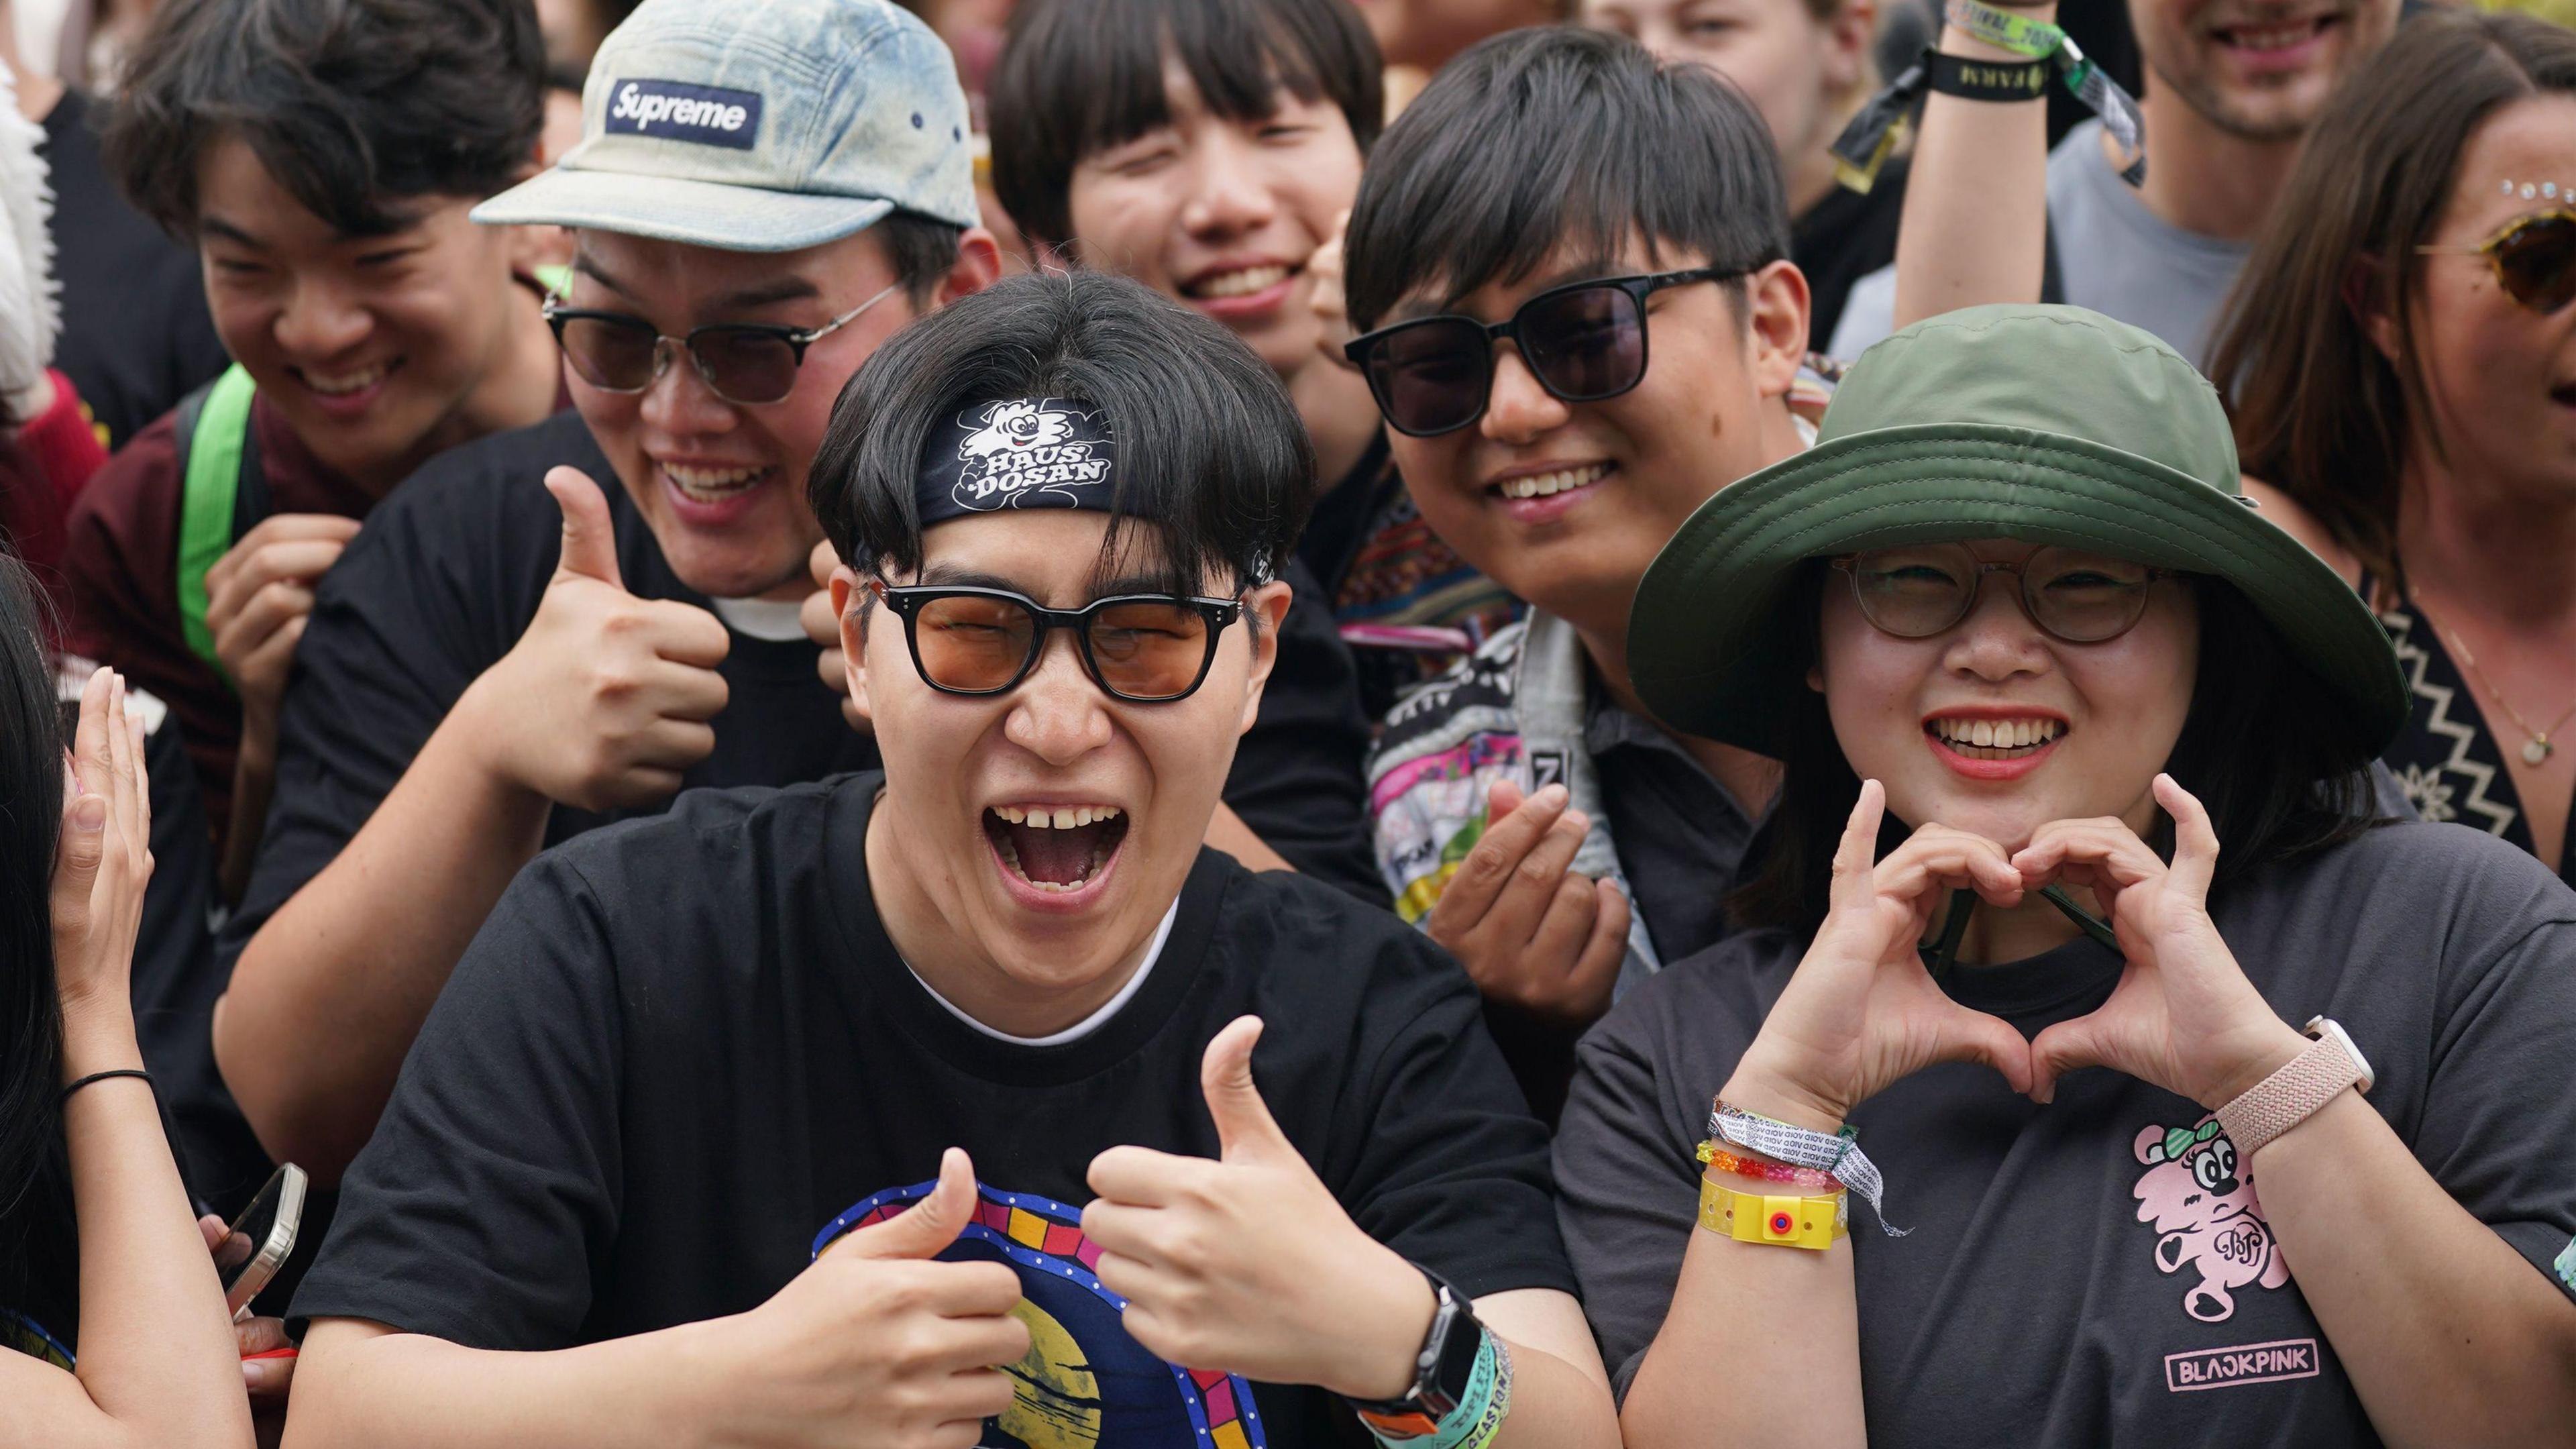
[1556,820,2576,1446]
[41,91,231,452]
[292,773,1570,1447]
[1793,157,1911,356]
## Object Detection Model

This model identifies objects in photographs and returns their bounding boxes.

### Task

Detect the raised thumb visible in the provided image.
[1200,1016,1286,1162]
[544,467,624,589]
[829,1147,977,1261]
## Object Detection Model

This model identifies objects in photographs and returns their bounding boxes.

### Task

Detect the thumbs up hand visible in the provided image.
[1082,1018,1440,1400]
[458,468,735,813]
[722,1148,1029,1449]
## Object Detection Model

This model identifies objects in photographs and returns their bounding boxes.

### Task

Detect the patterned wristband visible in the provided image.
[1941,0,2065,57]
[1711,1099,1907,1236]
[1697,1140,1844,1191]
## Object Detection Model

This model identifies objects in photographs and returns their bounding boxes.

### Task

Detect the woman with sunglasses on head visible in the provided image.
[0,553,258,1449]
[1556,304,2576,1447]
[2207,9,2576,882]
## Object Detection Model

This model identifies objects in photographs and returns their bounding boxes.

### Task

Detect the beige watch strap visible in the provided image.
[2215,1034,2363,1159]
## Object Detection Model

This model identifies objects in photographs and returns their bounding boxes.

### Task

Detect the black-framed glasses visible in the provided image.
[2417,209,2576,315]
[543,281,900,406]
[870,581,1244,703]
[1342,267,1740,437]
[1831,544,2182,644]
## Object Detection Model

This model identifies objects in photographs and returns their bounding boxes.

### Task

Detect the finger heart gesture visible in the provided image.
[2019,774,2306,1110]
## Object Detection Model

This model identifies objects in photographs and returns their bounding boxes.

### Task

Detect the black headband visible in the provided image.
[917,397,1118,526]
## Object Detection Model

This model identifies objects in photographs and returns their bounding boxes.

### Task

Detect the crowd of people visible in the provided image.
[0,0,2571,1444]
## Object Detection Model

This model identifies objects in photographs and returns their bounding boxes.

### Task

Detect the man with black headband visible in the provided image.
[286,270,1617,1449]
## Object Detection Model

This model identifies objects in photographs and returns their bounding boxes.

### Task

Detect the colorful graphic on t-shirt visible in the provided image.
[814,1180,1267,1449]
[1,1307,74,1368]
[2131,1116,2291,1323]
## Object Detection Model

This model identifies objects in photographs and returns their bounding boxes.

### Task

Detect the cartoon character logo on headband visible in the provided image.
[950,398,1115,514]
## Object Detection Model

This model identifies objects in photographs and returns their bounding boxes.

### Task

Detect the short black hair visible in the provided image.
[812,269,1314,599]
[1731,573,2384,935]
[105,0,546,239]
[1343,26,1787,330]
[877,213,968,309]
[989,0,1383,256]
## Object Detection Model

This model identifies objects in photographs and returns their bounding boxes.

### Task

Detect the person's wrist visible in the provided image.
[1937,20,2056,62]
[56,994,145,1082]
[1325,1245,1439,1401]
[2197,1019,2313,1112]
[1719,1059,1849,1135]
[445,670,535,800]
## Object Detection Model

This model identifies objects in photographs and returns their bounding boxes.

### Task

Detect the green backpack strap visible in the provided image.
[175,363,258,682]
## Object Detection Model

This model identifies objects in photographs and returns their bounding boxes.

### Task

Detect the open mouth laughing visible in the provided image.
[1486,460,1613,521]
[1179,259,1301,319]
[1925,713,2068,780]
[290,359,401,413]
[984,803,1130,896]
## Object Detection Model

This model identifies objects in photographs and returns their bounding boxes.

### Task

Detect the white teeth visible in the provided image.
[663,463,769,501]
[1193,264,1290,299]
[1496,463,1613,500]
[1971,721,1996,747]
[988,804,1122,830]
[303,361,392,396]
[1930,716,2063,754]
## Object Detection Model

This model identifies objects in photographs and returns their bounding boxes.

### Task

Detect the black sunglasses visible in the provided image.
[870,581,1244,704]
[543,282,898,407]
[2417,209,2576,315]
[1342,267,1740,437]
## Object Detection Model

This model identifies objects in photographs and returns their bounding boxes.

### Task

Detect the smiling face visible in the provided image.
[2129,0,2398,142]
[854,508,1290,1016]
[2399,95,2576,500]
[1580,0,1869,169]
[564,228,925,602]
[1066,64,1363,381]
[1813,539,2200,851]
[196,136,538,489]
[1381,241,1809,637]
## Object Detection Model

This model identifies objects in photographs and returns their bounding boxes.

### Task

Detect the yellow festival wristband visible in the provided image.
[1698,1175,1849,1251]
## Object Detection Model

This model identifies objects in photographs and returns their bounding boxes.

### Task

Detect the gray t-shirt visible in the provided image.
[1556,820,2576,1446]
[1827,120,2253,367]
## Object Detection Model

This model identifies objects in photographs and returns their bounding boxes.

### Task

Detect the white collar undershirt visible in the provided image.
[906,896,1181,1048]
[710,595,808,642]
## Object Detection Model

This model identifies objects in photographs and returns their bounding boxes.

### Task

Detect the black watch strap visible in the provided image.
[1344,1264,1483,1422]
[1927,49,2051,101]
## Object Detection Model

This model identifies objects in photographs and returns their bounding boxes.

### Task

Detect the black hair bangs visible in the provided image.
[812,270,1315,603]
[991,0,1383,254]
[1344,27,1787,329]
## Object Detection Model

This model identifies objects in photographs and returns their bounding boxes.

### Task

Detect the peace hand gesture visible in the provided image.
[2020,775,2306,1110]
[1725,780,2035,1130]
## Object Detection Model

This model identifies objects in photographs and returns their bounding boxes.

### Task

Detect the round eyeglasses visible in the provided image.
[1831,544,2182,643]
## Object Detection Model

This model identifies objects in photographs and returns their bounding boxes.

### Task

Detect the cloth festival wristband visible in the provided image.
[1929,50,2051,101]
[1697,1139,1843,1191]
[1831,0,2146,191]
[1941,0,2061,55]
[1711,1100,1908,1236]
[1356,1330,1513,1449]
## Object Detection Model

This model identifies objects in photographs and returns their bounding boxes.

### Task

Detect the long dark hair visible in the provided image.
[0,550,74,1336]
[1732,569,2382,934]
[2206,10,2576,584]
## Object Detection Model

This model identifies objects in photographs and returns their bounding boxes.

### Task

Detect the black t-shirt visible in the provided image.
[1793,157,1911,356]
[225,409,1380,957]
[1556,820,2576,1446]
[292,773,1570,1446]
[42,91,230,451]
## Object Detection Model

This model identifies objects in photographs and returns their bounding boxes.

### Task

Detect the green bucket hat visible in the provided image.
[1627,304,2407,763]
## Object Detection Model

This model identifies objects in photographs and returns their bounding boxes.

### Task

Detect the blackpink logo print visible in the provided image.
[814,1179,1267,1449]
[2130,1114,2291,1323]
[925,399,1118,519]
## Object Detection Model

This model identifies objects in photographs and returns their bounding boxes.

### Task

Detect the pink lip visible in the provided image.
[657,464,775,529]
[1484,463,1613,527]
[2210,17,2334,76]
[291,364,398,419]
[1185,272,1299,325]
[1923,728,2065,782]
[983,817,1123,917]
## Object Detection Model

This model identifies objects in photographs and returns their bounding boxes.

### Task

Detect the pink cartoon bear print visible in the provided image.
[2131,1116,2292,1323]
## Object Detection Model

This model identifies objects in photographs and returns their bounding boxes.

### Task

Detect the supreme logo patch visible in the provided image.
[2163,1338,2322,1393]
[604,78,761,150]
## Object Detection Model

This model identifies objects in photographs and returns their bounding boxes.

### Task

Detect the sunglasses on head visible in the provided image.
[869,580,1244,704]
[2416,209,2576,315]
[542,281,900,407]
[1342,266,1742,438]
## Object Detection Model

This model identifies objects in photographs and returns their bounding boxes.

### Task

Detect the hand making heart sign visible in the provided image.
[1723,775,2311,1135]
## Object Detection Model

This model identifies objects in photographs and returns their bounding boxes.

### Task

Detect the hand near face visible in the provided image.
[464,468,731,812]
[1309,208,1358,371]
[52,668,153,1019]
[1083,1018,1438,1401]
[802,536,871,735]
[727,1148,1027,1449]
[1424,778,1631,1028]
[204,513,362,733]
[1727,780,2035,1129]
[2019,775,2306,1110]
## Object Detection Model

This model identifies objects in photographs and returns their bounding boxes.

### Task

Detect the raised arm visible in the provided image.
[1888,0,2059,329]
[3,669,252,1449]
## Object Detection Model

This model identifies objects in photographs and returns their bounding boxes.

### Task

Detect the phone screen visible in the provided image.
[217,1165,305,1311]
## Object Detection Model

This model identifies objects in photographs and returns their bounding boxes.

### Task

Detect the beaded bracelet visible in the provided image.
[1697,1140,1844,1191]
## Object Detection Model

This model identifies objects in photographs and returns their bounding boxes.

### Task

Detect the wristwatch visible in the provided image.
[1344,1265,1484,1436]
[2214,1016,2374,1159]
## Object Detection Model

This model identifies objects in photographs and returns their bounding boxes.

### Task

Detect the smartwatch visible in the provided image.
[2215,1015,2373,1159]
[1344,1265,1485,1435]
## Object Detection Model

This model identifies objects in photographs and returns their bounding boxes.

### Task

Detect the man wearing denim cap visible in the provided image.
[204,0,1004,1191]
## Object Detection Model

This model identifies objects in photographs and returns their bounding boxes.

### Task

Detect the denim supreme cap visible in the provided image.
[472,0,979,251]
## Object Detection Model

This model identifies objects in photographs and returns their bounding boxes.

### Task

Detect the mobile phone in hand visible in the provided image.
[215,1164,307,1318]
